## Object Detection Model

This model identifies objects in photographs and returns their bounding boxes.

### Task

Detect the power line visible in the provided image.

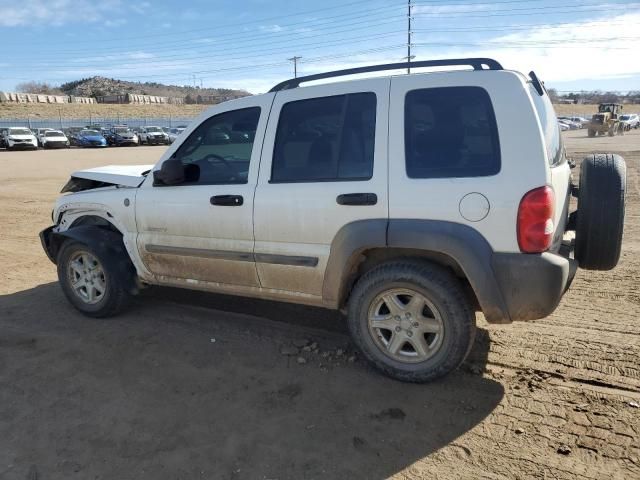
[413,4,640,17]
[7,29,405,72]
[10,3,403,55]
[4,9,405,59]
[10,0,391,46]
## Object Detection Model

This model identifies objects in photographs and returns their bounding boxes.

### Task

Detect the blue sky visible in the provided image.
[1,0,639,94]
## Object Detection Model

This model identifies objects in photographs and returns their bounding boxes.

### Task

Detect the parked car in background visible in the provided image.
[72,129,108,148]
[619,113,640,130]
[4,127,38,150]
[558,121,570,131]
[167,127,186,143]
[41,130,70,149]
[557,118,581,130]
[105,125,139,146]
[139,126,170,145]
[35,128,55,146]
[559,116,589,127]
[63,127,84,145]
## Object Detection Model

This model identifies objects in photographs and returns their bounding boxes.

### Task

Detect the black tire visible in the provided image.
[587,129,595,137]
[575,154,626,270]
[347,260,476,383]
[57,240,133,317]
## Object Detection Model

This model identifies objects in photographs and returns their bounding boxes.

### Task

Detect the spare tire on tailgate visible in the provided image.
[575,154,626,270]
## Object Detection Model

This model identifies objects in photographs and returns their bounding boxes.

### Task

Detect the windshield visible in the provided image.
[45,131,64,137]
[9,128,32,135]
[81,130,100,135]
[620,115,630,120]
[114,128,130,134]
[146,127,162,132]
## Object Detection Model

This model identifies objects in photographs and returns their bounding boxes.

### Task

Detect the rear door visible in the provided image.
[253,79,389,297]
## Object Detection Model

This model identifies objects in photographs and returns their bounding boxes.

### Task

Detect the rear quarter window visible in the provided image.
[404,86,501,179]
[529,85,563,166]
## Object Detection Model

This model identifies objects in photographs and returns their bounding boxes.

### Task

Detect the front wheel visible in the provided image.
[347,261,476,383]
[57,241,133,317]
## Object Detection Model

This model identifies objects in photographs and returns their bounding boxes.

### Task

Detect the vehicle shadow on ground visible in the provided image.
[0,283,503,480]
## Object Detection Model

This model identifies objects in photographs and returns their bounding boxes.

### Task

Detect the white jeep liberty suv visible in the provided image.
[41,59,626,382]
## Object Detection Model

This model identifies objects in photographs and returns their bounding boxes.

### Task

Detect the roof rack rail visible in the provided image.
[269,57,503,92]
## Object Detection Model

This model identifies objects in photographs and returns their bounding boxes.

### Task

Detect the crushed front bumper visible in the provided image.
[40,225,56,263]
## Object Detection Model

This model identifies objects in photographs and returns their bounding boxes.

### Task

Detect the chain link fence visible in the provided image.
[0,116,195,130]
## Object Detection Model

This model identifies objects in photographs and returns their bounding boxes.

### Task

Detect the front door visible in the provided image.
[135,94,274,286]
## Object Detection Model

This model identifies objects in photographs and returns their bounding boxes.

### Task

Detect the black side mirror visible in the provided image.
[153,159,185,186]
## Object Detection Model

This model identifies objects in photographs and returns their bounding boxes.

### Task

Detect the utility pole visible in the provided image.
[288,56,302,78]
[406,0,414,74]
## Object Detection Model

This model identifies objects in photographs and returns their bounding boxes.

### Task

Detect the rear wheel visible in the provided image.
[347,261,476,383]
[575,154,626,270]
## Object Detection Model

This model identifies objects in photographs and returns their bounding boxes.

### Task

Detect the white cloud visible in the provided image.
[0,0,124,26]
[413,4,491,14]
[131,1,151,14]
[259,24,284,33]
[127,51,154,60]
[105,18,127,28]
[444,12,640,84]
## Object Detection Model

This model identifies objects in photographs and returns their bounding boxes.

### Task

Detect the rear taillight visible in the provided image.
[517,186,555,253]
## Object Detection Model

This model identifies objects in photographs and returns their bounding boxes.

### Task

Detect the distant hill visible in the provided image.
[58,76,250,101]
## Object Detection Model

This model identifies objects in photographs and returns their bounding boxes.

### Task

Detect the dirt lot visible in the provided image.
[0,131,639,480]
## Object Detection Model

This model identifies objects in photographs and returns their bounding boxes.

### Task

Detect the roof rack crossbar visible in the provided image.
[269,57,503,92]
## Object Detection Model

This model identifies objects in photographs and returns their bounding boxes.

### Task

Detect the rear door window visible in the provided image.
[271,92,376,182]
[404,86,500,178]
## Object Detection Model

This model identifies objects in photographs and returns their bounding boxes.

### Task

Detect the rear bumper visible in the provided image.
[490,250,577,322]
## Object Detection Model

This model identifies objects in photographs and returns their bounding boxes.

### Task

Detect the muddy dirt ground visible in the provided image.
[0,131,638,480]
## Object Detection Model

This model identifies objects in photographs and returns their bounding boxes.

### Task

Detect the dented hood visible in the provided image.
[62,164,153,192]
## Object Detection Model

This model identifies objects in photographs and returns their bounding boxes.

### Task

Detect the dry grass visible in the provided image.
[0,102,210,120]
